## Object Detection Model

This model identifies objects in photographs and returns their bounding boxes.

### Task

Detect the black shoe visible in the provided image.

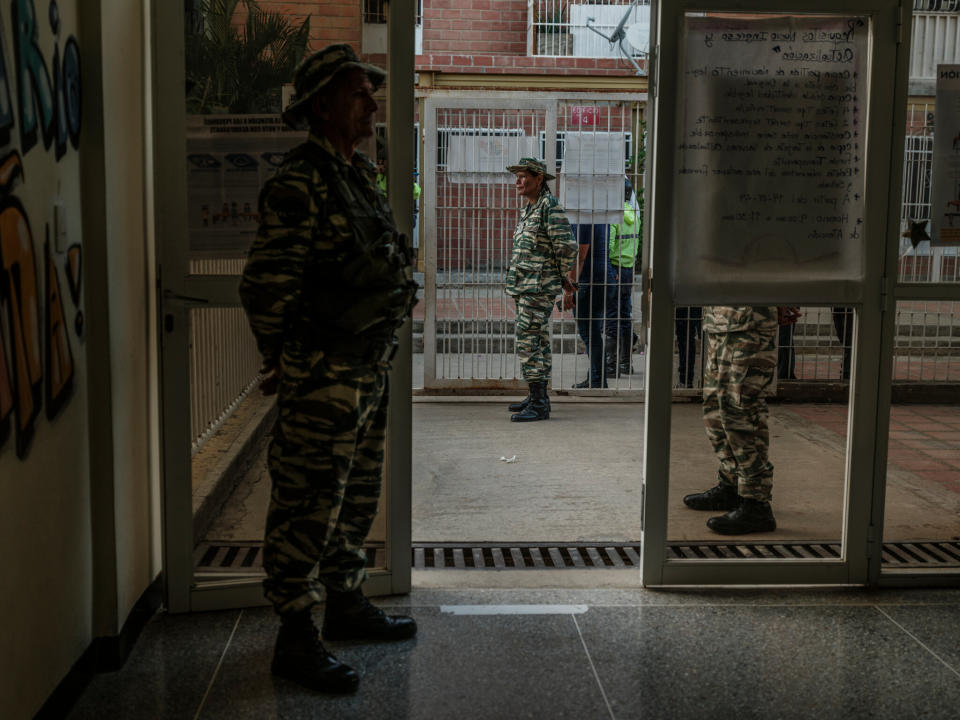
[508,392,531,412]
[511,381,550,422]
[706,498,777,535]
[619,341,632,375]
[272,610,359,693]
[605,348,618,379]
[322,589,418,642]
[572,378,607,389]
[683,482,740,511]
[509,389,551,413]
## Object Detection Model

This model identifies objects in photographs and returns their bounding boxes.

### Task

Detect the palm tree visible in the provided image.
[185,0,311,114]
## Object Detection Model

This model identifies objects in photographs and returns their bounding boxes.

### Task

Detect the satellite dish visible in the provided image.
[625,21,649,56]
[584,0,648,75]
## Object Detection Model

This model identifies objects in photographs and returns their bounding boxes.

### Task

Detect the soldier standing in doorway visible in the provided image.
[682,306,784,534]
[239,44,418,694]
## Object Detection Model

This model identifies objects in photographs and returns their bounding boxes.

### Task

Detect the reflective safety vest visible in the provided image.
[609,201,640,268]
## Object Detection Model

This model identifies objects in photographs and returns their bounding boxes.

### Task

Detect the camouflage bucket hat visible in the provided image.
[281,44,387,129]
[506,157,555,180]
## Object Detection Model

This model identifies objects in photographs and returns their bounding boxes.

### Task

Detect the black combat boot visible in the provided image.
[508,385,551,413]
[322,588,418,642]
[511,381,549,422]
[683,482,740,511]
[618,338,632,375]
[605,346,618,379]
[706,498,777,535]
[272,608,359,693]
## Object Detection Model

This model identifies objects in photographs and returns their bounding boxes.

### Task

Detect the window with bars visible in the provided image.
[913,1,960,11]
[363,0,423,24]
[532,0,650,58]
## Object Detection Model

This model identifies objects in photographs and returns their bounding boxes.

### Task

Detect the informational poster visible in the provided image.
[186,115,306,253]
[931,65,960,246]
[560,131,626,224]
[672,14,870,292]
[448,135,537,177]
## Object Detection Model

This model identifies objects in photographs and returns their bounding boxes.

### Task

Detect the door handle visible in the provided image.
[162,290,209,334]
[163,289,210,305]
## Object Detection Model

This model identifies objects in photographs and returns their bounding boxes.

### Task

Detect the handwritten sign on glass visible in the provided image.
[673,14,869,289]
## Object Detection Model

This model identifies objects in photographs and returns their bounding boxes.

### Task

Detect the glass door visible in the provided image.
[154,1,416,612]
[641,0,911,585]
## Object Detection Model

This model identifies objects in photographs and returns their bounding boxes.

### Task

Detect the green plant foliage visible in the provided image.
[185,0,310,114]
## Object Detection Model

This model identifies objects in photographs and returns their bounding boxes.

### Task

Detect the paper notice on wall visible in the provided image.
[673,14,869,274]
[446,134,538,183]
[559,174,623,212]
[931,65,960,246]
[186,115,306,253]
[563,131,626,175]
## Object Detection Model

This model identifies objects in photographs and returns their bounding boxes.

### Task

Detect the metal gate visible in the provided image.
[421,92,647,393]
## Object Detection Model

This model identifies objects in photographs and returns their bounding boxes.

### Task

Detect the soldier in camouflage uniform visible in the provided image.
[239,45,418,695]
[682,306,780,534]
[504,158,578,422]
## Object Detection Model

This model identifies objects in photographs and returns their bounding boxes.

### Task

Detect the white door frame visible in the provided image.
[151,0,417,612]
[641,0,913,585]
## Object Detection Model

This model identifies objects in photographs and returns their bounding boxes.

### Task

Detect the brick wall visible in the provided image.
[417,52,641,76]
[251,1,361,52]
[423,0,528,55]
[419,0,641,78]
[237,1,641,79]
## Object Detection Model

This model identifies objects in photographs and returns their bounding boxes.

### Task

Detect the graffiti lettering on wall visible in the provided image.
[0,0,82,459]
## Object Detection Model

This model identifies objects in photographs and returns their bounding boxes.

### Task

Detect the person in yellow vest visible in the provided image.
[606,178,640,377]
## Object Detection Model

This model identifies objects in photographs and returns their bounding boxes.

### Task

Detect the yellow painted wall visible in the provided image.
[0,1,159,715]
[0,0,92,716]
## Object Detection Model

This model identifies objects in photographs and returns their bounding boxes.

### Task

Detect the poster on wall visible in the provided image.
[931,65,960,246]
[186,115,306,253]
[671,13,870,295]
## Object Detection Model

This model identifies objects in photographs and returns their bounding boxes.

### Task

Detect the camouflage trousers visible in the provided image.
[515,294,556,382]
[702,327,777,501]
[263,357,388,614]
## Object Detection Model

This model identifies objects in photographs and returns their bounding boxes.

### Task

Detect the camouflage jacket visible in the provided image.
[239,133,417,366]
[504,189,578,297]
[702,306,778,334]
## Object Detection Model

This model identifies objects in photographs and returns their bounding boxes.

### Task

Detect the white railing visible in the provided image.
[911,10,960,84]
[188,258,263,449]
[530,0,650,57]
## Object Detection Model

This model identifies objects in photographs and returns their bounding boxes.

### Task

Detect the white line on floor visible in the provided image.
[440,604,590,615]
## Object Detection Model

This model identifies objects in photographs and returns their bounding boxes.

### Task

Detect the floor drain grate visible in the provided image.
[194,541,385,573]
[192,540,960,571]
[412,542,642,569]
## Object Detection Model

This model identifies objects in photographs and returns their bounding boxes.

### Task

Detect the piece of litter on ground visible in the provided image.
[498,455,517,463]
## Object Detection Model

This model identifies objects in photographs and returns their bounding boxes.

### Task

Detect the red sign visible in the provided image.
[570,106,596,127]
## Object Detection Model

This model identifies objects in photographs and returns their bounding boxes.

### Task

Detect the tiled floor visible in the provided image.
[68,586,960,719]
[791,404,960,495]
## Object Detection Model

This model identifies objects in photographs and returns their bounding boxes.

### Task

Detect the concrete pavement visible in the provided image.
[204,398,960,546]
